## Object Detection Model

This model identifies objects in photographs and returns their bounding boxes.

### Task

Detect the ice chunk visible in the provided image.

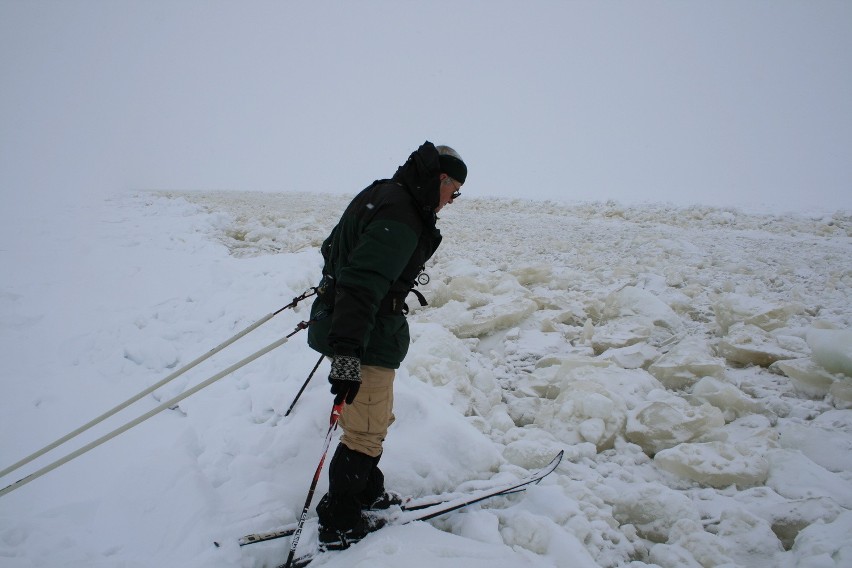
[649,543,705,568]
[535,355,613,374]
[770,358,838,398]
[788,510,852,567]
[655,441,770,488]
[714,509,784,565]
[766,498,843,550]
[807,328,852,377]
[486,405,516,433]
[535,364,661,451]
[713,292,802,334]
[421,268,539,338]
[813,408,852,432]
[504,327,570,372]
[404,323,500,416]
[648,336,726,389]
[581,317,594,343]
[590,317,652,354]
[626,398,725,455]
[779,423,852,473]
[716,415,779,449]
[735,487,844,551]
[535,380,626,450]
[505,394,545,426]
[453,297,539,338]
[655,518,735,567]
[580,391,616,418]
[406,324,472,388]
[766,449,852,508]
[509,263,552,286]
[690,376,768,421]
[502,438,564,470]
[603,286,682,331]
[830,379,852,408]
[599,343,660,370]
[578,418,607,444]
[716,323,805,367]
[609,482,701,542]
[771,331,810,354]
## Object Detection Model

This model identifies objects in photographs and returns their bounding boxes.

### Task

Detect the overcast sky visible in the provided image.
[2,1,851,214]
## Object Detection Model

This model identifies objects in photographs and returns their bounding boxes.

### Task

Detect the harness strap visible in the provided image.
[378,287,428,316]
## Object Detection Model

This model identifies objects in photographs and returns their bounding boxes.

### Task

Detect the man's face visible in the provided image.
[436,175,461,213]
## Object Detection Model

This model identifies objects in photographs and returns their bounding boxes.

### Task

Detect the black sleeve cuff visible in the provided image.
[332,346,359,358]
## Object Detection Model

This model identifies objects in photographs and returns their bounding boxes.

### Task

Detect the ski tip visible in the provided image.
[537,450,564,477]
[545,450,564,469]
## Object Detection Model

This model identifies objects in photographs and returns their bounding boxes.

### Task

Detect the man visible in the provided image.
[307,141,467,550]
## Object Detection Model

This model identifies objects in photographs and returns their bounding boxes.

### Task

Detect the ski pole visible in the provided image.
[284,354,325,417]
[0,291,316,481]
[285,402,344,568]
[0,322,311,499]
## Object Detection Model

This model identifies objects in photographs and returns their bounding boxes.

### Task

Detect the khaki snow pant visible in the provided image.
[339,365,395,458]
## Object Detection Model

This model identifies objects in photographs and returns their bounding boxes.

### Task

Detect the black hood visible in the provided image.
[392,141,442,220]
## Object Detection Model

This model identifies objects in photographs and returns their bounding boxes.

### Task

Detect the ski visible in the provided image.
[238,477,535,546]
[238,522,299,546]
[393,450,563,523]
[236,486,527,547]
[275,450,564,567]
[400,485,526,512]
[235,488,523,546]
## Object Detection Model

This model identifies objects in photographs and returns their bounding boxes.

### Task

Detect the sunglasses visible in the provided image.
[445,178,462,199]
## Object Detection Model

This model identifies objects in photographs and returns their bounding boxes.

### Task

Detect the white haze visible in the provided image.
[0,191,850,568]
[1,1,851,216]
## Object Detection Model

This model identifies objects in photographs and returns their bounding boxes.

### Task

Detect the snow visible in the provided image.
[1,191,851,568]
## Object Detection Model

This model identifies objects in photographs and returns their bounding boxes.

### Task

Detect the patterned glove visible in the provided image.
[328,355,361,405]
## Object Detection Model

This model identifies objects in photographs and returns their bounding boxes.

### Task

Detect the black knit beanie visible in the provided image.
[438,154,467,184]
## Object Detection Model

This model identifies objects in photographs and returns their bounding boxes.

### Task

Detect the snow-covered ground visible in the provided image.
[1,191,850,568]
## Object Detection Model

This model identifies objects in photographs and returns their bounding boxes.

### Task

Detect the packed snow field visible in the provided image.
[1,190,851,568]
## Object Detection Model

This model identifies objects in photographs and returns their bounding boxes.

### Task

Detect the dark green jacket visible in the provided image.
[307,142,444,368]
